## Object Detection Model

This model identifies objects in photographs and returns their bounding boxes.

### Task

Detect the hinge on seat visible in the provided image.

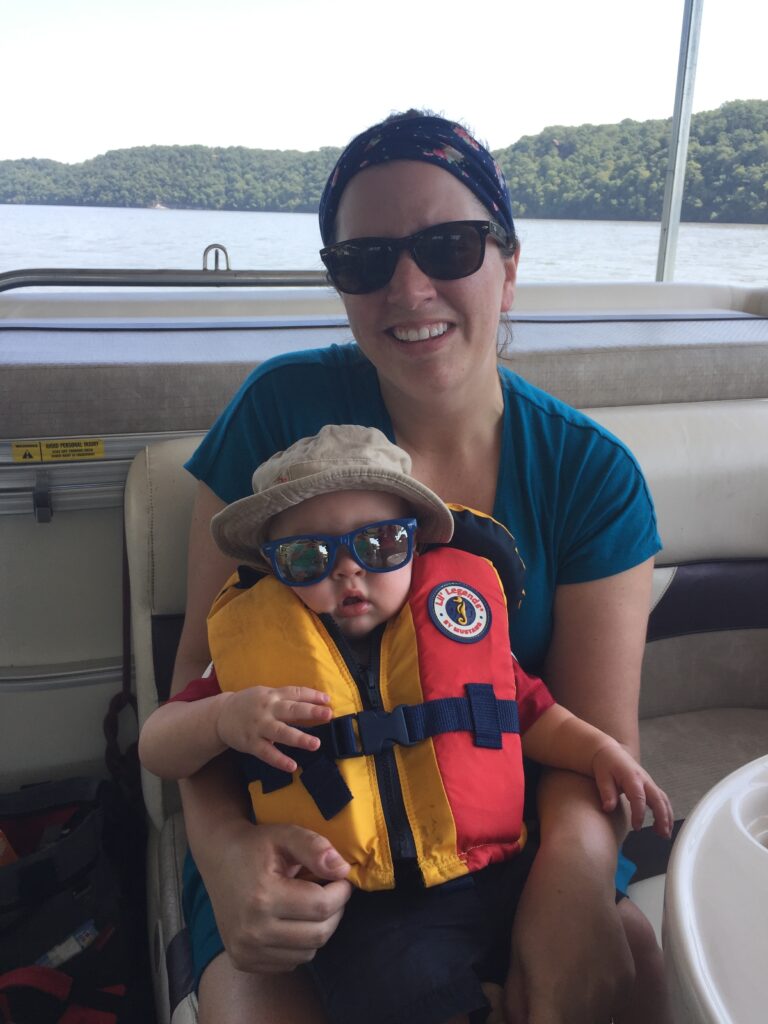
[33,470,52,523]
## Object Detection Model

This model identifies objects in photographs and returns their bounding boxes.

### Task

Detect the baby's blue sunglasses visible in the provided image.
[262,517,417,586]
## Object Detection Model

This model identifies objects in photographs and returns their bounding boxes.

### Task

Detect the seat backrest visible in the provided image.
[125,436,201,830]
[125,401,768,828]
[589,400,768,719]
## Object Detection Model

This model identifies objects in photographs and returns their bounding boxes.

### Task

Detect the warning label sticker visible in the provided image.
[12,442,43,462]
[12,439,105,463]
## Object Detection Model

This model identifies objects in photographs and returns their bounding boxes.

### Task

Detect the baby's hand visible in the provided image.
[592,742,673,838]
[216,686,332,773]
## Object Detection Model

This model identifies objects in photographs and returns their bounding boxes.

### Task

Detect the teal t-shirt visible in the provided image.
[186,343,661,675]
[182,343,659,980]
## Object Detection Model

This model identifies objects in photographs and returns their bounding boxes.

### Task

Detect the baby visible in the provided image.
[139,423,672,1020]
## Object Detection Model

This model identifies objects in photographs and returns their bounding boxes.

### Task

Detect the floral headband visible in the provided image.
[318,115,515,245]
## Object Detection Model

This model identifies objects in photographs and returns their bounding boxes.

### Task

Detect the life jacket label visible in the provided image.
[428,580,491,643]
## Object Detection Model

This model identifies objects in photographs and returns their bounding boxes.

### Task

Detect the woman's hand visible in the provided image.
[207,819,353,973]
[184,758,354,974]
[217,685,333,773]
[176,484,352,975]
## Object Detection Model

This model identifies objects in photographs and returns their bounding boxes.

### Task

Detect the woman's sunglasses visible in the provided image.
[262,517,417,586]
[320,220,510,295]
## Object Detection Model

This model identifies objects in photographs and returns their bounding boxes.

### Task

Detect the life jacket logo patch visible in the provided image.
[428,581,491,643]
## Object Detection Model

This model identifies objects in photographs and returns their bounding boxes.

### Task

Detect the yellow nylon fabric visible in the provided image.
[208,574,395,890]
[206,539,523,891]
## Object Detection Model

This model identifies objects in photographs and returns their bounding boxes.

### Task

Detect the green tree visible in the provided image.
[1,102,765,223]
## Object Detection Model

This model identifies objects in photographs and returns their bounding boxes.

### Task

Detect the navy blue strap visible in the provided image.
[236,752,291,794]
[402,686,517,751]
[236,685,518,821]
[299,757,353,820]
[465,682,504,748]
[235,744,353,821]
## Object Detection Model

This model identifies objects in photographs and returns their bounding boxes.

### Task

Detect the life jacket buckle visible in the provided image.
[356,704,414,755]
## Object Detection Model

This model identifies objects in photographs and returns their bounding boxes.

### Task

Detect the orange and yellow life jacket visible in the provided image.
[208,544,551,891]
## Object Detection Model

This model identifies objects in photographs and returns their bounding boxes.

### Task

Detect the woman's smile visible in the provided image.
[335,161,517,401]
[389,321,451,343]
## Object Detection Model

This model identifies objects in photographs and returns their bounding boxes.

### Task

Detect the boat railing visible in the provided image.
[0,267,329,294]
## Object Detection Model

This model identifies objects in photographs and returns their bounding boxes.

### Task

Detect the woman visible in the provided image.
[172,113,667,1024]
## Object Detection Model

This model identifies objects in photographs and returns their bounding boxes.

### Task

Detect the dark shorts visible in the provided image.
[306,849,538,1024]
[182,845,537,1024]
[183,842,635,1024]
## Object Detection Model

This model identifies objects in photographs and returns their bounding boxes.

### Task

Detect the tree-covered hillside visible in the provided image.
[0,146,340,213]
[494,100,768,222]
[1,101,766,222]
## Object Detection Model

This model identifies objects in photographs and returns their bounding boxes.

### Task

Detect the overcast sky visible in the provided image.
[2,0,765,163]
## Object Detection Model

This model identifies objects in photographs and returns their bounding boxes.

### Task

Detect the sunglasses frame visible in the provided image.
[262,517,417,587]
[320,220,510,295]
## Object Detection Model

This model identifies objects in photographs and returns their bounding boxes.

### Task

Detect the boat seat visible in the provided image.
[123,397,768,1013]
[591,400,768,941]
[125,437,201,1024]
[590,401,768,817]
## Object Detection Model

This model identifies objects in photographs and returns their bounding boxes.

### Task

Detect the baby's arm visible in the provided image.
[521,704,673,837]
[138,680,332,780]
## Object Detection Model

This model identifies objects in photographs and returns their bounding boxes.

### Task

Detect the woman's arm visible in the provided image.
[543,557,653,752]
[171,481,236,694]
[504,557,654,1024]
[174,481,352,973]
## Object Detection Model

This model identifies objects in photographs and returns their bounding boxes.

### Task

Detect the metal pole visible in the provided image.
[0,267,329,293]
[656,0,704,281]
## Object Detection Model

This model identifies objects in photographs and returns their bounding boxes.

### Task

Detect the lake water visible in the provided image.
[1,203,767,286]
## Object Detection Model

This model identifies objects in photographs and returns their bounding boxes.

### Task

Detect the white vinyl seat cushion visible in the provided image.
[125,439,202,1024]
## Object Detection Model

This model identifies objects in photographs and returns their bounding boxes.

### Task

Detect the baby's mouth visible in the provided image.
[337,593,372,617]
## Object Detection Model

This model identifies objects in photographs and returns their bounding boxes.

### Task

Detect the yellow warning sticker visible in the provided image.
[12,442,43,463]
[12,439,105,463]
[42,439,105,462]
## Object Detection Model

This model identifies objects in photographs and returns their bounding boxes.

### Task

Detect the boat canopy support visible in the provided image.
[656,0,704,282]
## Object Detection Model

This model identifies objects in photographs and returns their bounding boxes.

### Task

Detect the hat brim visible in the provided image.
[211,465,455,568]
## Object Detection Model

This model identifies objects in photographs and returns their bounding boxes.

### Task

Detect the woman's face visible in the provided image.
[334,160,519,402]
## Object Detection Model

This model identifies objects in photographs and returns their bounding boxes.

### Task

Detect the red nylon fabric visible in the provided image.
[166,673,219,703]
[408,548,552,872]
[0,966,72,1001]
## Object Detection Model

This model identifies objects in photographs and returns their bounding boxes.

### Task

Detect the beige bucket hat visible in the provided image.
[211,424,455,567]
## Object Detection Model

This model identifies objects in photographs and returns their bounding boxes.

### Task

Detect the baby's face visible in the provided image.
[268,490,414,639]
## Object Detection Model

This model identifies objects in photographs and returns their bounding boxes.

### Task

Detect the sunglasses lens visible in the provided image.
[323,242,395,295]
[268,519,415,585]
[353,522,411,570]
[414,223,483,280]
[322,223,490,294]
[275,539,330,584]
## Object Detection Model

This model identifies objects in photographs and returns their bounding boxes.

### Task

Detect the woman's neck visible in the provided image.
[383,365,503,448]
[384,370,504,514]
